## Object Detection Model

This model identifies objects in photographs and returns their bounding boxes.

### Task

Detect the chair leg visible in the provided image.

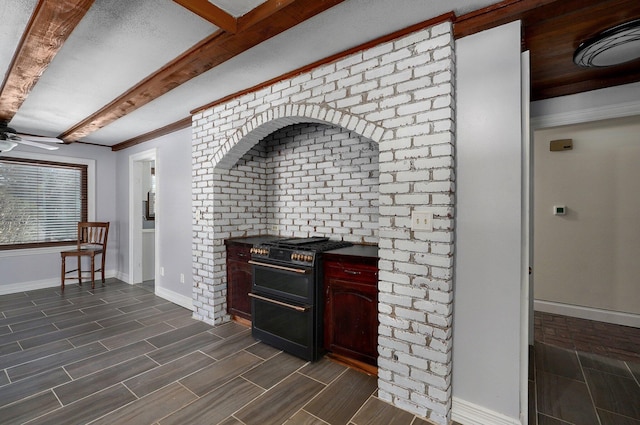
[91,255,96,290]
[61,255,65,291]
[78,257,82,286]
[101,254,106,284]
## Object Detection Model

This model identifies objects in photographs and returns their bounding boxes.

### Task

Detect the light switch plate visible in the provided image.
[411,211,433,231]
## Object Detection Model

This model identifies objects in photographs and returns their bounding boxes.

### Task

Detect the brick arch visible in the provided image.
[192,20,457,425]
[212,104,388,170]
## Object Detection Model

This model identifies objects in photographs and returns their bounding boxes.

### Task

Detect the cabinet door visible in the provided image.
[324,277,378,365]
[227,260,253,320]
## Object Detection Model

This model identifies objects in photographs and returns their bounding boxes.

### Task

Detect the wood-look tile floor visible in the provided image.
[532,312,640,425]
[0,279,432,425]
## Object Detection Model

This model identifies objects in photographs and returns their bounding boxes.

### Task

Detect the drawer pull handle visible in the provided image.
[345,269,361,275]
[249,260,310,274]
[249,293,310,312]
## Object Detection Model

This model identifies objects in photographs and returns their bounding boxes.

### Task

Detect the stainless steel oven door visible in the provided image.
[249,293,317,361]
[249,260,313,303]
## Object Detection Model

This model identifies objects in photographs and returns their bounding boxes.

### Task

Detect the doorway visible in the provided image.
[129,149,158,290]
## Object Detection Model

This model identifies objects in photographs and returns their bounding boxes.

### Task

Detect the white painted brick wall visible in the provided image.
[191,20,455,425]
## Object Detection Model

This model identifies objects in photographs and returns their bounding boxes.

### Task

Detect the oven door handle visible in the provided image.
[248,293,310,312]
[248,260,311,274]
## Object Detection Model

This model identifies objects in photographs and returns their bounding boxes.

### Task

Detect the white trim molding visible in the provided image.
[155,286,193,311]
[452,398,521,425]
[0,269,118,295]
[531,99,640,129]
[535,300,640,328]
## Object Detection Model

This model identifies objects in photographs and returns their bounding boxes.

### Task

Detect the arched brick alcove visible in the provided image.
[192,20,456,425]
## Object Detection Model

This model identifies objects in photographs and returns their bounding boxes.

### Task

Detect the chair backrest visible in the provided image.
[77,222,109,251]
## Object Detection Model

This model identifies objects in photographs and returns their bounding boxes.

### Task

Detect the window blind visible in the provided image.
[0,157,88,249]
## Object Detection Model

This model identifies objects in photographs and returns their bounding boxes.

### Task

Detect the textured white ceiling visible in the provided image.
[210,0,269,17]
[2,0,498,145]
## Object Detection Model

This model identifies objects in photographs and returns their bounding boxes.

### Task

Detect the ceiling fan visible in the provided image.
[0,121,63,153]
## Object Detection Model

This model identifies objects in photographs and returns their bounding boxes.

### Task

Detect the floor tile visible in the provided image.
[159,377,264,425]
[64,340,156,379]
[89,382,197,425]
[199,330,256,360]
[146,331,222,365]
[179,350,263,396]
[26,384,137,425]
[0,341,23,357]
[0,390,61,425]
[146,321,212,348]
[20,322,103,350]
[536,370,600,425]
[242,351,307,390]
[537,412,572,424]
[8,310,82,332]
[350,396,416,425]
[300,357,348,384]
[235,373,325,425]
[628,361,640,382]
[0,367,70,408]
[0,339,72,369]
[597,408,640,425]
[305,368,377,425]
[584,368,640,420]
[124,351,215,398]
[285,410,329,424]
[100,321,174,350]
[7,342,106,381]
[244,340,282,359]
[535,343,583,381]
[579,351,632,378]
[53,355,158,405]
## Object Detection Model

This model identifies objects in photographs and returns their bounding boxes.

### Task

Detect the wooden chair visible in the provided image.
[61,222,110,291]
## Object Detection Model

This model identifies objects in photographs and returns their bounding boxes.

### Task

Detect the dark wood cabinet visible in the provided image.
[225,243,253,321]
[323,249,378,366]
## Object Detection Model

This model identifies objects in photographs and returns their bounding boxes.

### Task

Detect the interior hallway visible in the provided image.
[532,311,640,425]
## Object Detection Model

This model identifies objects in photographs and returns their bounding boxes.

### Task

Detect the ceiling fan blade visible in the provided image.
[16,139,60,150]
[16,133,63,143]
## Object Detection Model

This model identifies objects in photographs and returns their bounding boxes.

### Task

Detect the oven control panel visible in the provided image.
[291,251,315,265]
[250,245,316,266]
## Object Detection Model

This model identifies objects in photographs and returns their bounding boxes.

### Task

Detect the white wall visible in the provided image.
[0,143,117,293]
[453,21,523,424]
[533,116,640,317]
[115,127,193,308]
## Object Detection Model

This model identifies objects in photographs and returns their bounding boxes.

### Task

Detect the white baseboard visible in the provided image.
[155,286,194,311]
[534,300,640,328]
[116,271,131,284]
[0,269,118,295]
[452,397,521,425]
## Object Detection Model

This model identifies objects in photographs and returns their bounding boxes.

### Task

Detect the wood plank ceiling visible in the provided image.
[1,0,639,150]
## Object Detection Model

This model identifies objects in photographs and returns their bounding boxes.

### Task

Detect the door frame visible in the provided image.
[520,50,532,425]
[129,148,158,286]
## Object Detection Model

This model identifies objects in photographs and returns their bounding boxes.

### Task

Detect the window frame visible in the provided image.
[0,151,95,253]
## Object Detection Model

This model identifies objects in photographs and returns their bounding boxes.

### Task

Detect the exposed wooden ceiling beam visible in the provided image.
[0,0,94,125]
[237,0,298,32]
[112,116,192,151]
[172,0,237,33]
[60,0,346,142]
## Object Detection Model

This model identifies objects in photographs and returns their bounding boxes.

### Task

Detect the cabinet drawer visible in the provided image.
[324,261,378,284]
[226,244,251,261]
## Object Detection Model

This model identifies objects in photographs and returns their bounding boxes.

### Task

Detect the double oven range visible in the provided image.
[248,237,352,361]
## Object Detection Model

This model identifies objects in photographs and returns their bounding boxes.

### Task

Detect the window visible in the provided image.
[0,157,87,250]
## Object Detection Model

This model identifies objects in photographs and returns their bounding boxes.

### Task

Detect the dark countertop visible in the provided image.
[224,235,282,246]
[324,244,378,259]
[225,237,379,260]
